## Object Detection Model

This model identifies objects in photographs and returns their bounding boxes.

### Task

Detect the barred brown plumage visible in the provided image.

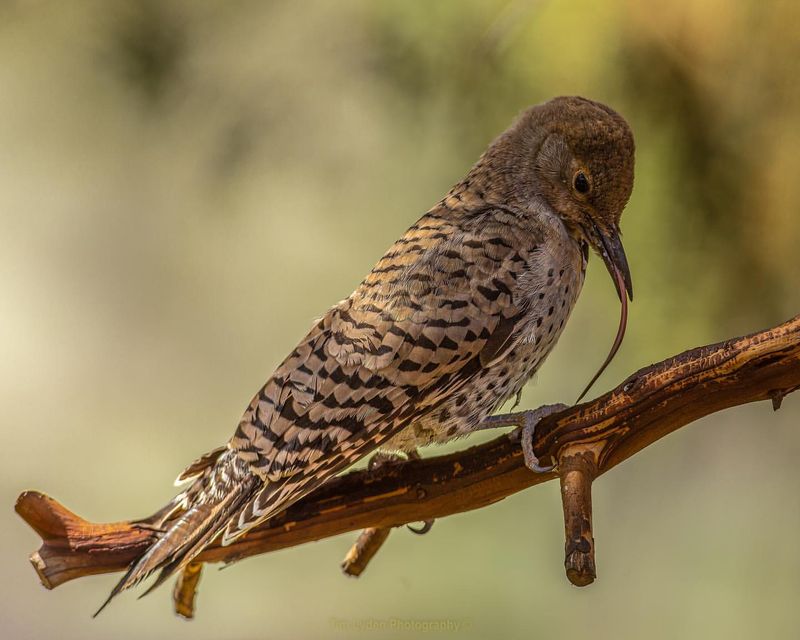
[96,95,635,614]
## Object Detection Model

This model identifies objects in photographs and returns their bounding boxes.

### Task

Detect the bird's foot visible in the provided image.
[366,450,434,534]
[402,450,434,534]
[407,519,435,535]
[518,403,567,473]
[367,451,407,472]
[480,403,568,473]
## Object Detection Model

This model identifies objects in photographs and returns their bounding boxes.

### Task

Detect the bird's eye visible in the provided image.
[573,171,591,194]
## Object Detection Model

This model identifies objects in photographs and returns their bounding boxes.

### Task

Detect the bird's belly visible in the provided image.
[383,264,585,453]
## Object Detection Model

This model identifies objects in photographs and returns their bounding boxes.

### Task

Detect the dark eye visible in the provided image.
[573,171,590,194]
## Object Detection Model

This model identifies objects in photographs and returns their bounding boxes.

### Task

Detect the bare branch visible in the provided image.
[15,315,800,610]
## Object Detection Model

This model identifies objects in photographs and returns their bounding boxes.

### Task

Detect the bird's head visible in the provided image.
[525,96,634,303]
[483,96,635,401]
[483,96,635,301]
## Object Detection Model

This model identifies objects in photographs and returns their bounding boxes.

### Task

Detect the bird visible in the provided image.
[95,95,635,614]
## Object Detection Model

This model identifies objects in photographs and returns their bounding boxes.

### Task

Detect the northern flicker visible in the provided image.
[96,95,634,613]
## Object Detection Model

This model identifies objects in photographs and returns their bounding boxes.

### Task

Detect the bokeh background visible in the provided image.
[3,1,799,638]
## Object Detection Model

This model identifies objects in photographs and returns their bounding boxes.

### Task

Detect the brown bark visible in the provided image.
[15,315,800,610]
[341,527,393,577]
[172,562,202,619]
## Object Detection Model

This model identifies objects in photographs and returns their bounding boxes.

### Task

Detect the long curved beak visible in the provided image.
[576,222,633,403]
[598,223,633,303]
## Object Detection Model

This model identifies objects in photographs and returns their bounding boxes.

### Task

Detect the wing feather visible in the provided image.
[224,206,543,541]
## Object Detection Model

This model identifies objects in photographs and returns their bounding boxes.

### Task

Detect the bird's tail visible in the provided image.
[93,447,260,617]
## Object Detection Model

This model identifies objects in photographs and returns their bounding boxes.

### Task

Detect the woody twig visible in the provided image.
[15,315,800,613]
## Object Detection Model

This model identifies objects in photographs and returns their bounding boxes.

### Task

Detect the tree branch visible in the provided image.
[15,315,800,612]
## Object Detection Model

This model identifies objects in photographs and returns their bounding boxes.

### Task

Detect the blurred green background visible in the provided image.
[3,1,799,638]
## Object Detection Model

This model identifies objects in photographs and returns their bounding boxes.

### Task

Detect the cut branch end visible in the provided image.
[173,562,203,619]
[341,527,393,577]
[558,444,601,587]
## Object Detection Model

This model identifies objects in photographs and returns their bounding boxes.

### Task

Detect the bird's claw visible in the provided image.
[407,520,435,535]
[368,450,434,534]
[519,403,568,473]
[368,451,405,471]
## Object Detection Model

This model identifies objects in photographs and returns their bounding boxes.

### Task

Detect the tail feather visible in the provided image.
[94,450,259,616]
